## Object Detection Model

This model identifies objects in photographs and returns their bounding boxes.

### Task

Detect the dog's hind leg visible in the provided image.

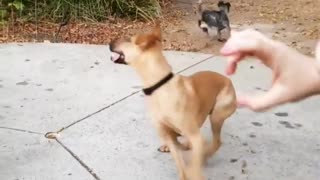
[206,85,236,160]
[206,110,226,158]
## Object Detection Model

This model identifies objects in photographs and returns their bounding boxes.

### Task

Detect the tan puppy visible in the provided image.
[109,23,236,180]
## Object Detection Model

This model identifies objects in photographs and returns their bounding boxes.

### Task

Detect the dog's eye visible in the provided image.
[202,28,208,32]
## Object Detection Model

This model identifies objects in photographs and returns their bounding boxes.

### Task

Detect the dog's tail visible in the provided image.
[218,1,231,13]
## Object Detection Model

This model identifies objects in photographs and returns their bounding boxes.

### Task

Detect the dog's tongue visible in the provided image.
[111,52,120,62]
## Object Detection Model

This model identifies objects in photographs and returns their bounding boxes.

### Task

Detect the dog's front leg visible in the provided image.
[206,98,236,160]
[186,130,206,180]
[158,135,191,153]
[217,29,227,42]
[167,139,187,180]
[226,25,231,40]
[217,29,222,41]
[155,124,187,180]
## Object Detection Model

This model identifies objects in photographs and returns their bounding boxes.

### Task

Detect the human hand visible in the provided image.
[220,29,320,111]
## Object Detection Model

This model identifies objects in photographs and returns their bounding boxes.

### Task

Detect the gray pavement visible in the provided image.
[0,43,319,180]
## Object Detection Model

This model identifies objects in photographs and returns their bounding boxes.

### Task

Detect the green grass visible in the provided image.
[1,0,163,22]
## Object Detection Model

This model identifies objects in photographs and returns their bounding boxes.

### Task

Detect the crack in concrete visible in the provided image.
[0,126,43,135]
[0,126,100,179]
[0,128,100,179]
[56,90,141,133]
[56,139,101,180]
[176,55,214,74]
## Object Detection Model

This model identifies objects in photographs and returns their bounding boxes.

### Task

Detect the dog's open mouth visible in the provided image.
[110,51,127,64]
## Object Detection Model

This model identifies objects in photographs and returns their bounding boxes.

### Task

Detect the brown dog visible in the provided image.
[109,23,236,180]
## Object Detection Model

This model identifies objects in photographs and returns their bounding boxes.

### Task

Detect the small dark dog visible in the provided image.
[197,0,231,42]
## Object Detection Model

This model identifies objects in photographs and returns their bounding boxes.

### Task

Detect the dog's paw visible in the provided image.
[158,145,170,153]
[218,38,227,42]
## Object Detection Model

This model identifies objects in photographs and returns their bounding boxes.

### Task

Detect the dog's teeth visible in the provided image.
[111,52,120,61]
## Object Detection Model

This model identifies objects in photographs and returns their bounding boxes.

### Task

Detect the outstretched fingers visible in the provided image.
[237,84,289,112]
[221,29,266,75]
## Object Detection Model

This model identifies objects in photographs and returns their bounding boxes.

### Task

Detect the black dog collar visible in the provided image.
[142,72,174,96]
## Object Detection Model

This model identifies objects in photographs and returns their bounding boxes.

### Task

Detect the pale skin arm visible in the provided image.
[220,29,320,112]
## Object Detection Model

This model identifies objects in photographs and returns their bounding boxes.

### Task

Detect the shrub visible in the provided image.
[1,0,163,22]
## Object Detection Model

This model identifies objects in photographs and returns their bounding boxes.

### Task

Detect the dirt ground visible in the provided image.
[164,0,320,55]
[1,0,319,56]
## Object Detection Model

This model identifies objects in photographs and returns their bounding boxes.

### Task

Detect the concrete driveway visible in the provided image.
[0,43,319,180]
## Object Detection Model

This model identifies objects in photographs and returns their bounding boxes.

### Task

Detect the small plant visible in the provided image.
[0,8,8,22]
[8,0,25,11]
[1,0,163,22]
[109,0,162,21]
[0,0,26,24]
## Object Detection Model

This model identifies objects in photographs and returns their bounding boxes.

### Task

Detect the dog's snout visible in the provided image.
[109,39,117,51]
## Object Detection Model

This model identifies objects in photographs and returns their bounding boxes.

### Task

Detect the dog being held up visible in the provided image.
[109,22,236,180]
[198,0,231,42]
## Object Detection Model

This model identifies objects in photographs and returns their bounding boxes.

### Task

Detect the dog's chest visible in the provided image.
[146,93,188,130]
[148,95,178,116]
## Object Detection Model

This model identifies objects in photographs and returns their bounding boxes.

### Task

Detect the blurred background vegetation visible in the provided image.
[0,0,166,24]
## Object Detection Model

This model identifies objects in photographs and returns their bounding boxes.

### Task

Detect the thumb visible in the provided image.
[237,84,288,112]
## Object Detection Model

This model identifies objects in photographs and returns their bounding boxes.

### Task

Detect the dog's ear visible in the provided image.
[225,2,231,12]
[135,34,159,50]
[134,21,162,50]
[218,1,224,7]
[218,1,231,13]
[152,21,162,42]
